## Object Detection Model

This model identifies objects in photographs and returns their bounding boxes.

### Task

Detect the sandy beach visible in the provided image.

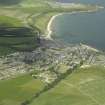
[46,8,101,40]
[46,14,62,39]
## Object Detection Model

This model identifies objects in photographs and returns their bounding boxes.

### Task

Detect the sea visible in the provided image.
[51,0,105,51]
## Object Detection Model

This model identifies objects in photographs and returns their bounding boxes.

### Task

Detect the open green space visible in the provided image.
[0,16,39,56]
[29,66,105,105]
[0,73,45,105]
[0,36,38,56]
[0,16,23,27]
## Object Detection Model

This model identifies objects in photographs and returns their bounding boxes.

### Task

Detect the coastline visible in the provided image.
[46,13,62,39]
[46,8,103,40]
[80,43,99,52]
[45,9,101,52]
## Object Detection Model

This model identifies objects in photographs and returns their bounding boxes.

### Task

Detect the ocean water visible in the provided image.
[52,0,105,50]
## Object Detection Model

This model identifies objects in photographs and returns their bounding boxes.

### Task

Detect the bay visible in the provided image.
[52,0,105,51]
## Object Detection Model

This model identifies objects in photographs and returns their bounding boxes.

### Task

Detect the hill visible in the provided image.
[29,66,105,105]
[0,16,39,56]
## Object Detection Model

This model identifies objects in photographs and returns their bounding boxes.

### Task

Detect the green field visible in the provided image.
[0,16,23,27]
[29,66,105,105]
[0,74,45,105]
[0,37,38,56]
[0,16,39,56]
[0,35,38,56]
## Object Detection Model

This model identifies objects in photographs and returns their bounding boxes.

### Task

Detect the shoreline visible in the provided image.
[45,9,101,52]
[46,13,62,39]
[46,7,103,39]
[80,43,99,52]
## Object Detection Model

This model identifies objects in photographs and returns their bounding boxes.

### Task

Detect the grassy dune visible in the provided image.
[0,74,45,105]
[29,66,105,105]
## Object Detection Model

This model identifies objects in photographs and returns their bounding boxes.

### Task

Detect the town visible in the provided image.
[0,38,105,84]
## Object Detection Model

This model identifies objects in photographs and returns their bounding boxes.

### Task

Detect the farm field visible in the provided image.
[0,73,45,105]
[29,66,105,105]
